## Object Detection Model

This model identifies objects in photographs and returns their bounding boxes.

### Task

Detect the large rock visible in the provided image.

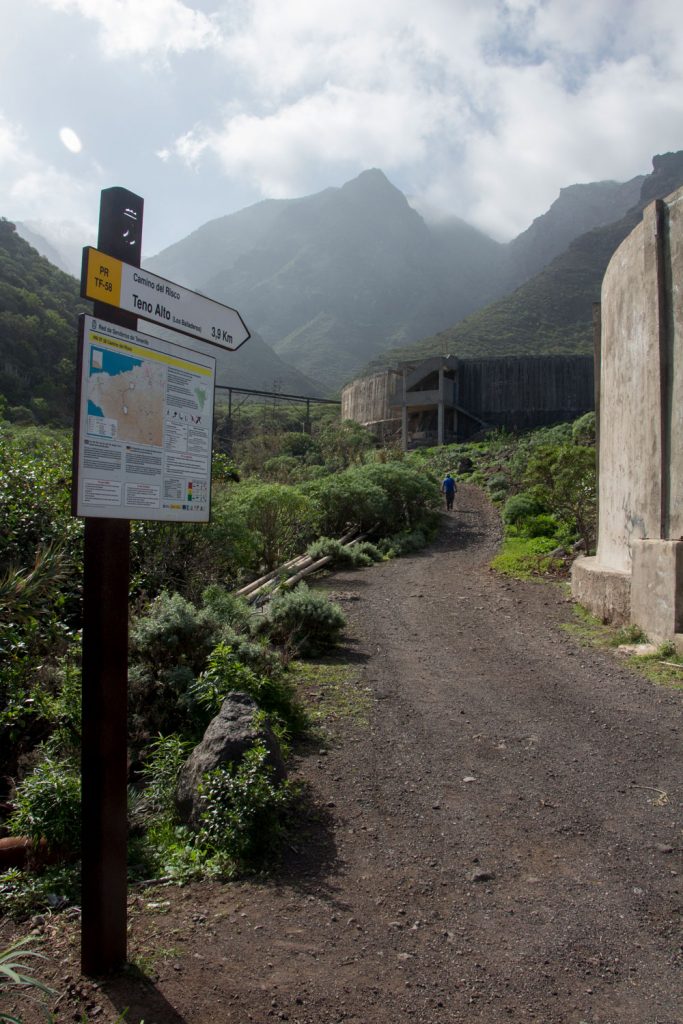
[175,692,286,827]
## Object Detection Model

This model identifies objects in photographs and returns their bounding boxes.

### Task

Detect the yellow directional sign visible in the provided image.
[81,247,250,351]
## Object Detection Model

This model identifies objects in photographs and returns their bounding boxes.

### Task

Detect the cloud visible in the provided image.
[157,1,683,238]
[0,119,25,169]
[175,84,462,196]
[38,0,220,59]
[8,0,683,249]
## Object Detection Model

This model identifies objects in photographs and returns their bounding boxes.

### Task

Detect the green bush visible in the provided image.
[128,592,224,740]
[130,496,255,601]
[138,733,193,819]
[190,643,308,743]
[378,529,428,557]
[572,411,596,446]
[261,584,346,657]
[8,755,81,853]
[224,483,321,570]
[302,471,389,535]
[502,492,543,525]
[487,472,509,494]
[196,743,294,872]
[130,591,221,676]
[201,585,257,634]
[524,443,597,549]
[352,462,441,536]
[306,537,383,568]
[521,513,562,539]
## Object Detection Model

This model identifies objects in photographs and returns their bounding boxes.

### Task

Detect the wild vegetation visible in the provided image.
[6,397,656,942]
[0,405,442,920]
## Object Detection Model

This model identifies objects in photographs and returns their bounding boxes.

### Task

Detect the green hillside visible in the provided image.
[0,219,88,425]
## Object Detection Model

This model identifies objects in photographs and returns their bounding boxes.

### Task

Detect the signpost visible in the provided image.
[76,187,248,976]
[81,246,250,350]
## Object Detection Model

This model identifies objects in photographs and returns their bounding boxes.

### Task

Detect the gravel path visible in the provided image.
[6,484,682,1023]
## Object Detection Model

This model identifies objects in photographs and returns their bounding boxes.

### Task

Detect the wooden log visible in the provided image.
[235,528,360,598]
[235,554,308,597]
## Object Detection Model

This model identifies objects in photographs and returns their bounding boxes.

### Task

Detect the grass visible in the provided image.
[287,660,374,728]
[491,536,567,580]
[562,605,683,690]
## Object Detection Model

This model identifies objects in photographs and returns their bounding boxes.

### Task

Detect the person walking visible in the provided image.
[441,472,457,511]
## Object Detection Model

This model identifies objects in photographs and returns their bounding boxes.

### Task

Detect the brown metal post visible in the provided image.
[80,187,143,975]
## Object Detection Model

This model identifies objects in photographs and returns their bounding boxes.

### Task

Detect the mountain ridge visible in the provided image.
[145,164,652,389]
[364,151,683,374]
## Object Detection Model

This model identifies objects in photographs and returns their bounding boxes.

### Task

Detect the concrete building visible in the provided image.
[342,355,594,449]
[572,187,683,652]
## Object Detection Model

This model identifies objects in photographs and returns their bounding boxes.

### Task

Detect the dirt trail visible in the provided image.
[6,485,683,1023]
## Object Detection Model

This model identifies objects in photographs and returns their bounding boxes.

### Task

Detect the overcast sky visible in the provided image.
[2,0,683,262]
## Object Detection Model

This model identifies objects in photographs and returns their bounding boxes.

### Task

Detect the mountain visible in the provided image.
[13,221,88,278]
[14,221,75,276]
[504,175,644,286]
[366,152,683,371]
[146,170,507,388]
[146,167,644,389]
[0,219,323,426]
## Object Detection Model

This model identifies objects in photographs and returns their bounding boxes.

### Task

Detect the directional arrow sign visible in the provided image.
[81,246,250,351]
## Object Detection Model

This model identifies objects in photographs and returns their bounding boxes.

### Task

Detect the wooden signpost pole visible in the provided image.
[80,188,143,975]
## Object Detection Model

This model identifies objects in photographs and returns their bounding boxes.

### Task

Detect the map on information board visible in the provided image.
[73,315,216,522]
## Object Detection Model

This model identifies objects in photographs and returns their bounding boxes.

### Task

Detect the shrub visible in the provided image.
[352,462,441,535]
[306,537,383,568]
[190,643,308,743]
[262,584,346,657]
[378,529,428,557]
[201,585,257,634]
[524,443,597,549]
[572,411,596,446]
[128,592,224,739]
[502,492,543,526]
[487,472,509,494]
[224,483,321,570]
[130,499,255,601]
[130,591,221,676]
[138,733,193,819]
[8,755,81,854]
[302,471,389,536]
[196,743,294,872]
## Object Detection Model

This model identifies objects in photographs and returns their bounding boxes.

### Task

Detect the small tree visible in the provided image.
[524,443,597,549]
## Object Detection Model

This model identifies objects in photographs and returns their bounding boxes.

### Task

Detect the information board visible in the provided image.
[73,315,216,522]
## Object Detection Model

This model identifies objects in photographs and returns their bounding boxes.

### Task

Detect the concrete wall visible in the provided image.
[594,202,664,573]
[457,355,594,425]
[341,370,401,424]
[342,356,594,435]
[572,187,683,650]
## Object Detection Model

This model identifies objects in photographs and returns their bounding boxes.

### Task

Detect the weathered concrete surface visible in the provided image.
[630,539,683,643]
[572,186,683,646]
[594,201,664,573]
[571,557,630,625]
[341,356,594,439]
